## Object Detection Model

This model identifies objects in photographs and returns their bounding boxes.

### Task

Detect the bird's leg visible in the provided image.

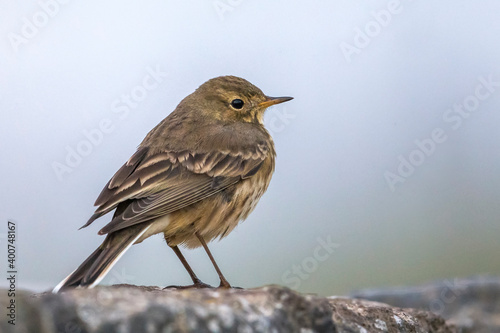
[164,245,213,289]
[171,246,208,287]
[195,231,232,288]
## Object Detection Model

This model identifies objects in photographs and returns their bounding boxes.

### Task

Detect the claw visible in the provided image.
[163,281,215,290]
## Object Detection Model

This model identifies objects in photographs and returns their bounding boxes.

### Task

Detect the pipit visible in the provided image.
[53,75,292,292]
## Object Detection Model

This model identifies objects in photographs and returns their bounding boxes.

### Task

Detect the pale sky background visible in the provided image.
[1,1,499,296]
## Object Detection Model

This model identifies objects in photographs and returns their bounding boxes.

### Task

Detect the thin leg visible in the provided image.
[172,246,202,285]
[166,245,213,289]
[195,231,231,288]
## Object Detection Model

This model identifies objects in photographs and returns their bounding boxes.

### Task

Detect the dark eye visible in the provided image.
[230,99,244,109]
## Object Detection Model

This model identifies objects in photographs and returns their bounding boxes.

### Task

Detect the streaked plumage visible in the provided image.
[53,76,292,292]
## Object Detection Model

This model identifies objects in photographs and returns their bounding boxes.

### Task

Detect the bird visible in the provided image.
[53,75,293,292]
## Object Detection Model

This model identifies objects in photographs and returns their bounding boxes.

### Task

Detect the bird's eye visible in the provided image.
[230,99,244,109]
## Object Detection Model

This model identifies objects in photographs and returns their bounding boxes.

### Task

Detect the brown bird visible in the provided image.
[53,75,293,292]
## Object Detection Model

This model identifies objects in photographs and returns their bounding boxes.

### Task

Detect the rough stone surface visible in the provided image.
[0,278,494,332]
[329,297,457,333]
[27,285,334,333]
[352,276,500,333]
[1,284,462,333]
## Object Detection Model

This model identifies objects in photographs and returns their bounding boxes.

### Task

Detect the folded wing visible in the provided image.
[80,144,268,235]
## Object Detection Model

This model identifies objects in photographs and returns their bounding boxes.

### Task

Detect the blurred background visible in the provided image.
[1,1,499,296]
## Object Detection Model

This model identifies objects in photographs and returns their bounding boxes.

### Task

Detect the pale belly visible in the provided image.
[162,173,271,248]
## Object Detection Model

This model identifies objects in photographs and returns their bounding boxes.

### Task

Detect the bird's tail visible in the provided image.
[52,224,151,293]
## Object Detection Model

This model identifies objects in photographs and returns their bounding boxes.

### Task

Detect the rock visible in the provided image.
[1,284,460,333]
[328,297,457,333]
[351,276,500,333]
[18,285,335,333]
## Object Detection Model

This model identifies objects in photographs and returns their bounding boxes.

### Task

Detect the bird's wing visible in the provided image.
[80,144,268,235]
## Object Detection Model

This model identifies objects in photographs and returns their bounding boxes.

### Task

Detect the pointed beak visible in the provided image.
[258,96,294,108]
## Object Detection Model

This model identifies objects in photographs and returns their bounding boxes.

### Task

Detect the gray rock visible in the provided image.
[329,297,457,333]
[352,276,500,333]
[2,284,460,333]
[27,285,335,333]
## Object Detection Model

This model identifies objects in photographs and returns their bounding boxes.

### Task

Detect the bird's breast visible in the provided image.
[164,151,275,248]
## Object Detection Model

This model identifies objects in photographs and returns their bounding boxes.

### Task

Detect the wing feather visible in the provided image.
[98,175,238,234]
[107,147,149,191]
[82,144,269,234]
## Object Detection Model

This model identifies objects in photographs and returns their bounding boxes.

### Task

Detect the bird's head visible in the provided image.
[189,76,293,125]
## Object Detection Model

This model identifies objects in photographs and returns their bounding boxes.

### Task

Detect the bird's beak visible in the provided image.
[259,96,294,108]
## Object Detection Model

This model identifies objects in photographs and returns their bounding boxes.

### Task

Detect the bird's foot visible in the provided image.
[217,279,242,289]
[163,280,214,290]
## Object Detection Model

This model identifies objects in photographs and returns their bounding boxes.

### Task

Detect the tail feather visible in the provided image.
[53,224,151,293]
